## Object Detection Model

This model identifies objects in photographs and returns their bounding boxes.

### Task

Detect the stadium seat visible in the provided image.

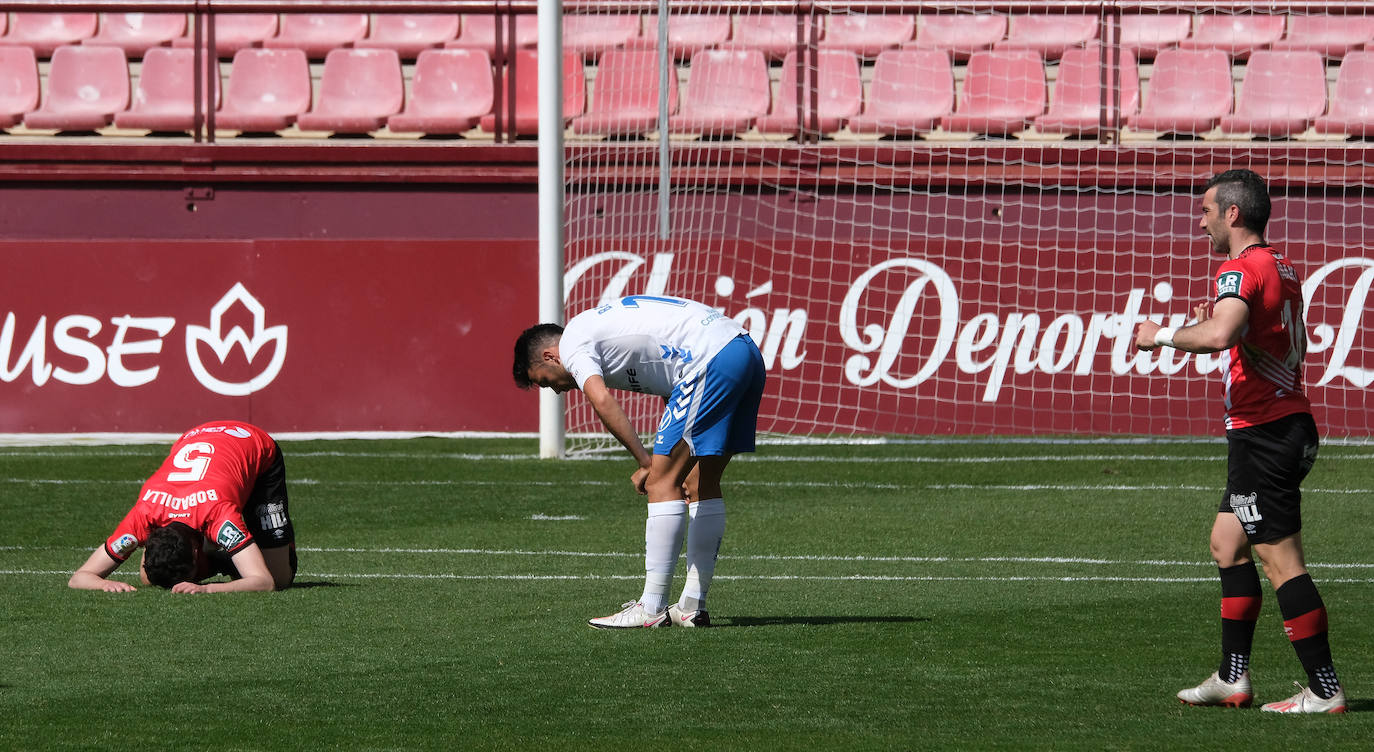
[263,14,369,59]
[1034,46,1139,135]
[295,48,403,134]
[1314,51,1374,137]
[0,13,6,37]
[1180,15,1285,59]
[754,48,862,135]
[356,14,459,58]
[0,46,40,128]
[387,48,493,135]
[667,48,770,137]
[632,14,731,59]
[479,50,585,135]
[909,15,1006,60]
[1126,48,1232,135]
[23,45,128,131]
[215,48,311,132]
[447,14,537,57]
[731,14,804,60]
[846,48,953,136]
[0,13,98,57]
[996,14,1097,60]
[84,13,186,56]
[173,14,278,56]
[113,46,218,132]
[1272,15,1374,59]
[939,49,1046,135]
[1219,50,1326,137]
[563,14,640,60]
[1120,14,1191,59]
[571,48,678,136]
[820,14,915,57]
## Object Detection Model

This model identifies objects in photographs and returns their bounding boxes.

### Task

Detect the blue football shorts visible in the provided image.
[653,335,766,457]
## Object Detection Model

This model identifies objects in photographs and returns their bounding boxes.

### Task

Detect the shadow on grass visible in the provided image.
[288,581,352,589]
[1345,698,1374,713]
[718,615,928,628]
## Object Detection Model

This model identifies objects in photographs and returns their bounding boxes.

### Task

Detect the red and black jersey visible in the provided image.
[103,421,278,562]
[1212,245,1312,430]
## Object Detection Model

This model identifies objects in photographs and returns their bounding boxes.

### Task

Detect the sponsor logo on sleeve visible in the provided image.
[111,534,139,557]
[1216,271,1244,298]
[216,520,247,550]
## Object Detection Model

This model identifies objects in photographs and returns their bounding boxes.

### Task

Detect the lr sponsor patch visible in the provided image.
[110,533,139,558]
[216,520,247,550]
[1216,270,1244,298]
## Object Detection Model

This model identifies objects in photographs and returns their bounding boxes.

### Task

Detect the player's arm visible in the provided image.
[69,547,136,592]
[1136,297,1249,354]
[582,375,654,493]
[171,543,276,594]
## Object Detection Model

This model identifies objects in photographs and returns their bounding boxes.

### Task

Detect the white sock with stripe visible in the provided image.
[640,500,687,614]
[678,498,725,612]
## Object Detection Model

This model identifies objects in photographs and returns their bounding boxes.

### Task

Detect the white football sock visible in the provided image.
[678,498,725,612]
[640,500,687,614]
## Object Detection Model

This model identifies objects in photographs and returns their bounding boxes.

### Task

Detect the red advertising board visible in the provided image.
[0,240,538,433]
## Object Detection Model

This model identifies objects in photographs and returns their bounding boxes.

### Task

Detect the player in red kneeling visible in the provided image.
[1137,170,1345,713]
[69,420,297,594]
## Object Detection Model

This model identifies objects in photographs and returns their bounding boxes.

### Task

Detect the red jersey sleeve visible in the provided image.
[201,505,254,556]
[104,506,152,562]
[1213,259,1254,304]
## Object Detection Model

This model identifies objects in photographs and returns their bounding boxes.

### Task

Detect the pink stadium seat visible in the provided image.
[295,48,403,134]
[173,14,278,56]
[23,45,128,131]
[1126,48,1232,135]
[479,50,585,135]
[1034,45,1139,135]
[387,48,493,135]
[632,14,731,59]
[447,14,537,57]
[0,46,40,128]
[215,48,311,132]
[940,49,1046,135]
[1120,14,1191,59]
[563,14,640,60]
[754,48,863,135]
[263,14,369,59]
[909,15,1006,60]
[113,47,218,131]
[667,48,770,137]
[821,14,915,57]
[1180,15,1285,59]
[731,14,803,60]
[1314,51,1374,137]
[846,48,953,136]
[1220,51,1326,137]
[572,48,678,136]
[0,13,98,57]
[84,13,186,56]
[997,14,1097,61]
[1273,16,1374,59]
[356,14,459,58]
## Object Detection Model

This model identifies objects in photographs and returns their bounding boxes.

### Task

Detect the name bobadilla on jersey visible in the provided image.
[142,487,222,511]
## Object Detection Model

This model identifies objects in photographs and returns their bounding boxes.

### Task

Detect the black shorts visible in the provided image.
[1219,412,1319,544]
[245,444,295,550]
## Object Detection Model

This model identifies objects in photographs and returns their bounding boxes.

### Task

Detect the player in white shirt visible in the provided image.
[514,295,767,628]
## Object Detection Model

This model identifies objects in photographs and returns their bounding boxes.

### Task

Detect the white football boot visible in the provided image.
[587,601,669,629]
[1261,683,1347,714]
[668,604,711,627]
[1177,671,1254,708]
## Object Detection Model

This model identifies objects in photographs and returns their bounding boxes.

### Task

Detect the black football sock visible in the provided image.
[1276,574,1341,699]
[1217,562,1261,683]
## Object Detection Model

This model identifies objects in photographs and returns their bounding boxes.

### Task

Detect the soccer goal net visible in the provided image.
[556,1,1374,456]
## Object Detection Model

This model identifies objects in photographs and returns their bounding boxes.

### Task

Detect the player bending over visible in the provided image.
[69,420,298,594]
[1136,169,1345,713]
[514,295,766,628]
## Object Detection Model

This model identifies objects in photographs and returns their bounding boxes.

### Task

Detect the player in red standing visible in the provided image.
[1136,169,1345,713]
[69,420,297,593]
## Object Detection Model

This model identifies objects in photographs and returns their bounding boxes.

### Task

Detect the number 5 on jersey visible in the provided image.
[167,442,215,482]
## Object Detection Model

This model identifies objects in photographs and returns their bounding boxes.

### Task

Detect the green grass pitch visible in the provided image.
[2,437,1372,750]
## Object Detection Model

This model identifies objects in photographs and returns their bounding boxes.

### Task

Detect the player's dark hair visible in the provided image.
[1206,169,1271,236]
[512,323,564,389]
[143,523,198,589]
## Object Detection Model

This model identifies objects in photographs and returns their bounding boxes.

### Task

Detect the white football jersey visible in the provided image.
[560,295,748,397]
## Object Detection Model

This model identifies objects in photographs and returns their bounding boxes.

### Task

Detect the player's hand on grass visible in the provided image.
[631,466,650,495]
[171,581,209,594]
[99,580,137,593]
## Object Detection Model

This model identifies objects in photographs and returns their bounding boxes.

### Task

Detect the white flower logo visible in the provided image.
[185,283,288,396]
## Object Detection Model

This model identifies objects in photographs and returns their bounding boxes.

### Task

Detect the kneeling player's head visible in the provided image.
[512,323,564,389]
[143,523,200,588]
